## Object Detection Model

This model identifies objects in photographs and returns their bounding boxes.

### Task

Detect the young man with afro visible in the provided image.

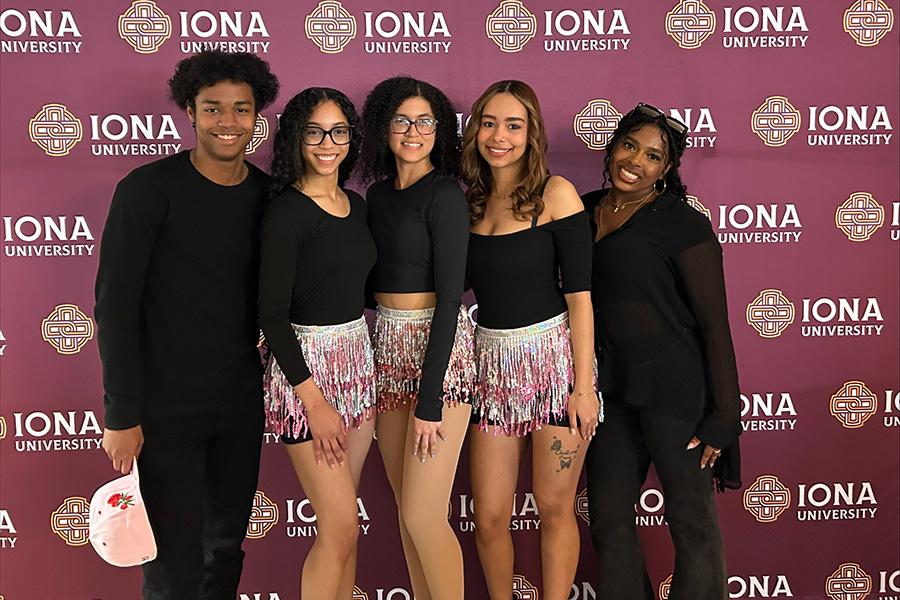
[94,50,279,599]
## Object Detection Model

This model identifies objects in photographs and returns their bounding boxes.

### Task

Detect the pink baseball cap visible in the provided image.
[89,458,157,567]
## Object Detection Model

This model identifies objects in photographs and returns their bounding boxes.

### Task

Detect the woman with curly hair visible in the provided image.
[258,87,376,599]
[359,76,473,600]
[582,104,741,600]
[462,80,600,600]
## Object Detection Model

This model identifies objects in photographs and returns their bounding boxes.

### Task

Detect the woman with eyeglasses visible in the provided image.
[582,104,742,600]
[462,80,600,600]
[359,76,474,600]
[258,87,376,599]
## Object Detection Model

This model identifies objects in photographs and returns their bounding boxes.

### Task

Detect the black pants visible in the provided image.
[138,396,264,600]
[585,401,726,600]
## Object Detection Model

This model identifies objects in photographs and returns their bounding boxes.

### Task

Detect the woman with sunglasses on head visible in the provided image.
[582,104,742,600]
[258,87,376,600]
[359,76,474,600]
[462,80,600,600]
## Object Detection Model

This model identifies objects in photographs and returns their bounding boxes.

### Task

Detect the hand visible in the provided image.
[687,436,721,470]
[412,417,446,463]
[295,379,348,469]
[568,389,600,440]
[102,425,143,474]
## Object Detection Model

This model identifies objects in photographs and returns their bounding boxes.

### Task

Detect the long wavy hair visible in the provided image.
[269,87,361,199]
[461,80,549,224]
[602,106,688,200]
[358,76,461,183]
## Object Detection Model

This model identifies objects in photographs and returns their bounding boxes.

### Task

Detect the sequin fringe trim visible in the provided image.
[263,316,376,439]
[474,312,596,437]
[372,305,476,412]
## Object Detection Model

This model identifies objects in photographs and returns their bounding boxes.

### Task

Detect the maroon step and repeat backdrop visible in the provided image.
[0,1,898,598]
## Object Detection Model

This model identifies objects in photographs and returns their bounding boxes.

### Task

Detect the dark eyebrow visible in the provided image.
[394,113,434,119]
[305,121,349,127]
[481,113,525,122]
[198,99,253,105]
[622,134,666,155]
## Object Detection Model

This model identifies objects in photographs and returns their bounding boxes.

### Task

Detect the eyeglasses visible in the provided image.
[301,125,353,146]
[634,103,688,144]
[389,116,438,135]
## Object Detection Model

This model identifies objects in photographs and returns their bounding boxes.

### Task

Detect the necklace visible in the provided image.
[597,188,657,238]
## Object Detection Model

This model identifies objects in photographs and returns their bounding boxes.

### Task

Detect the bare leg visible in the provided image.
[400,402,472,600]
[470,426,528,600]
[531,425,588,600]
[377,403,430,597]
[338,417,375,599]
[285,438,360,600]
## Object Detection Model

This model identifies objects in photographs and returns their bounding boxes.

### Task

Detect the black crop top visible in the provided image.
[258,187,376,387]
[467,211,592,329]
[366,170,470,422]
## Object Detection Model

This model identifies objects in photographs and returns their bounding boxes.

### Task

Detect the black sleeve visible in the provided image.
[674,239,742,449]
[257,197,311,387]
[415,181,470,421]
[94,172,167,430]
[551,211,592,293]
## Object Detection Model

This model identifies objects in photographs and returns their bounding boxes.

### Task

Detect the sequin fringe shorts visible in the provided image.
[372,305,476,412]
[263,316,376,441]
[473,312,599,436]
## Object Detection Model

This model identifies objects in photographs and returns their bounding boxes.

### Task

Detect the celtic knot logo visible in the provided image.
[486,0,537,53]
[658,574,673,599]
[836,192,885,242]
[573,99,622,150]
[665,0,717,49]
[746,289,795,338]
[29,103,83,157]
[246,114,270,155]
[751,96,802,147]
[0,416,6,440]
[512,574,539,600]
[51,496,91,546]
[352,586,369,600]
[246,490,278,539]
[686,194,712,220]
[830,381,878,429]
[574,488,590,524]
[305,0,357,54]
[41,304,95,355]
[844,0,895,47]
[825,562,872,600]
[118,0,172,54]
[743,474,791,523]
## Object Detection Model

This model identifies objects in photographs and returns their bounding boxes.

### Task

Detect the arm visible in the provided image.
[94,173,165,471]
[674,240,742,451]
[415,181,470,422]
[547,176,599,439]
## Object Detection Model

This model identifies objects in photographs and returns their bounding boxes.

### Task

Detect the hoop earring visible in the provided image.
[655,178,667,194]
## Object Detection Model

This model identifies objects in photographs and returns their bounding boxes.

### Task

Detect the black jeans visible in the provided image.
[585,401,726,600]
[138,395,264,600]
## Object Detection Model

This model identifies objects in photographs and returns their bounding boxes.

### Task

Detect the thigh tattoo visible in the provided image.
[550,437,580,473]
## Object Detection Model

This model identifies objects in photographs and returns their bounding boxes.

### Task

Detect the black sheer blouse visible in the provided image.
[584,189,741,487]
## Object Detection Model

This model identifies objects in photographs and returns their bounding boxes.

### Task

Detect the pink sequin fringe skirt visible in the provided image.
[372,305,476,412]
[263,316,376,439]
[473,312,598,436]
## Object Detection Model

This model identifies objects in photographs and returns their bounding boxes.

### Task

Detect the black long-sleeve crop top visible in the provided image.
[366,170,470,422]
[467,211,592,329]
[258,187,376,387]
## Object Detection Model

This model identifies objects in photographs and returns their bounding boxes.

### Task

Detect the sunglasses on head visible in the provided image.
[633,103,689,145]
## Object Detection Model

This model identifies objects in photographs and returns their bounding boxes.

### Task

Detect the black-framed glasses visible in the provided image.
[634,103,688,144]
[389,116,438,135]
[301,125,353,146]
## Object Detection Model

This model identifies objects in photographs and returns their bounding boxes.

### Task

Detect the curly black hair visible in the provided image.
[269,88,361,199]
[358,76,461,183]
[602,107,689,199]
[168,50,279,112]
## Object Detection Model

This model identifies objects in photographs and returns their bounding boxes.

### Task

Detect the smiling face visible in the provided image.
[476,92,528,172]
[300,99,350,181]
[387,96,436,171]
[608,123,670,197]
[187,79,257,164]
